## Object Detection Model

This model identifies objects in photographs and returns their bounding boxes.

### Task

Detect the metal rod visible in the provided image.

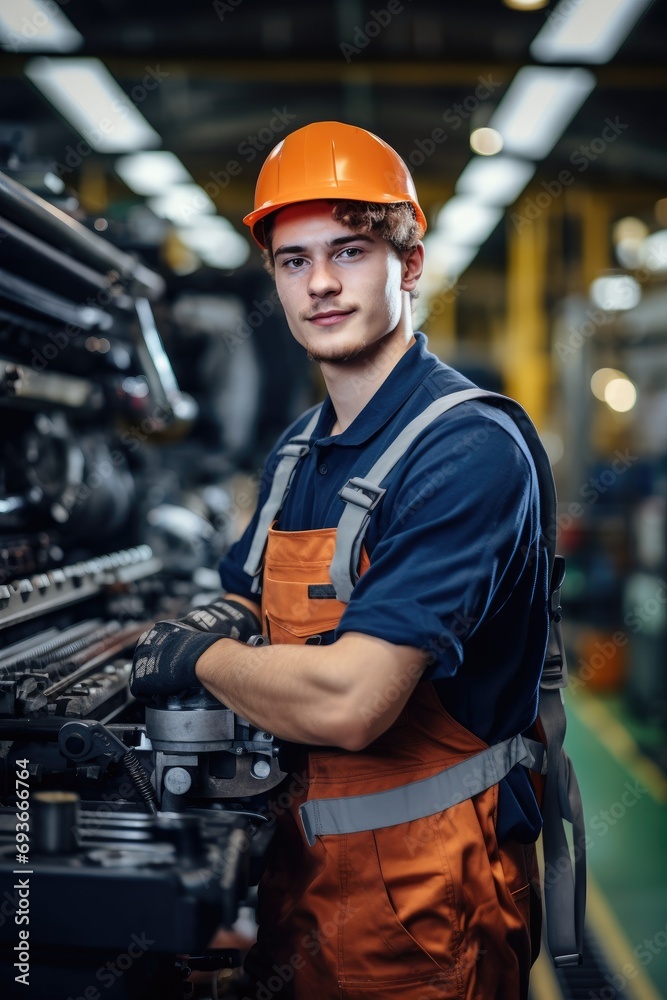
[0,170,164,300]
[0,213,111,297]
[41,622,150,697]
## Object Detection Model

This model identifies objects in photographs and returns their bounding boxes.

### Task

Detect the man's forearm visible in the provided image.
[194,632,427,751]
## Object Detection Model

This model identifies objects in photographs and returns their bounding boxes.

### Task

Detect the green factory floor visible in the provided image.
[529,687,667,1000]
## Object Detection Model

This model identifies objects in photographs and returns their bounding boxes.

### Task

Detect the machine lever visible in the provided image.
[59,719,158,813]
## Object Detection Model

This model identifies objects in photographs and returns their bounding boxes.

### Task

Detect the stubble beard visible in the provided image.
[306,340,368,364]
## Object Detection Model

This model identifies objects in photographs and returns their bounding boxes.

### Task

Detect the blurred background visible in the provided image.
[0,1,666,998]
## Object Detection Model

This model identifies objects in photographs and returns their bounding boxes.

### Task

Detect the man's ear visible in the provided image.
[401,243,425,292]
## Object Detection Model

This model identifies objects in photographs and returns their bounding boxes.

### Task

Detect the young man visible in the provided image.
[131,121,551,999]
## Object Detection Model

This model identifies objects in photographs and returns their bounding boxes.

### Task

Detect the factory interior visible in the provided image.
[0,0,666,998]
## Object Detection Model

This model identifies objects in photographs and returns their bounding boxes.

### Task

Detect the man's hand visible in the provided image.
[130,598,261,702]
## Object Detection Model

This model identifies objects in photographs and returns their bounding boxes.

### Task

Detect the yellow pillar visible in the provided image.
[424,280,458,356]
[505,207,550,429]
[77,160,108,216]
[571,188,611,289]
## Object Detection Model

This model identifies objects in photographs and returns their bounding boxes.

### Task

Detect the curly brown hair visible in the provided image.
[260,200,424,277]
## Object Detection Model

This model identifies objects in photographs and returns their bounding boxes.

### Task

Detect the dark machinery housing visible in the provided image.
[0,171,282,999]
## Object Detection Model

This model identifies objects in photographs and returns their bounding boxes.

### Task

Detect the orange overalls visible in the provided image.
[243,523,541,999]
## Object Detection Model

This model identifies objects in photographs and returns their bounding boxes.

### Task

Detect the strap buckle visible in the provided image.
[338,477,386,511]
[541,649,567,690]
[278,441,311,459]
[553,953,583,969]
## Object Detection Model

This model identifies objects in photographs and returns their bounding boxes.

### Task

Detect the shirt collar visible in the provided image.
[312,332,440,447]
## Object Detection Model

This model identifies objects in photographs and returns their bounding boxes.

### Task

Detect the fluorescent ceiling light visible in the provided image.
[489,66,595,160]
[530,0,654,64]
[148,185,217,226]
[423,237,480,280]
[116,151,193,195]
[456,156,536,207]
[0,0,83,52]
[25,57,161,152]
[177,217,250,270]
[435,197,504,246]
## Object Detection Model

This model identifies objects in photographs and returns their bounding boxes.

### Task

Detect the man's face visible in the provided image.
[271,201,412,364]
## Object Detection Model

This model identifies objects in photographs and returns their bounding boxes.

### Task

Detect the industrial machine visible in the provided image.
[0,171,283,999]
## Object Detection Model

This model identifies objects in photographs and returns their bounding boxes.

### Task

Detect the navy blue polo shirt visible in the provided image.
[219,333,549,841]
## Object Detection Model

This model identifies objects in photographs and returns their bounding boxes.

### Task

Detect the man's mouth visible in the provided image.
[306,309,354,327]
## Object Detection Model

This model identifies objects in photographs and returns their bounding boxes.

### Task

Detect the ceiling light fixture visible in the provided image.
[423,237,480,281]
[0,0,83,52]
[25,57,161,152]
[147,185,217,226]
[456,156,536,207]
[530,0,655,64]
[116,151,193,196]
[488,66,596,159]
[435,197,504,246]
[177,217,250,270]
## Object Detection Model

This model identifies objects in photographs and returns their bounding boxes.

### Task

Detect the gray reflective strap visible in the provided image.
[299,733,536,847]
[330,388,502,602]
[243,406,322,586]
[540,685,587,966]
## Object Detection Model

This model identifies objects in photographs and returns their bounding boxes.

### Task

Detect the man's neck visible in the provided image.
[322,330,416,435]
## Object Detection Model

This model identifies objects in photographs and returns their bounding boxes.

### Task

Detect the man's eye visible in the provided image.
[284,257,305,268]
[339,247,362,259]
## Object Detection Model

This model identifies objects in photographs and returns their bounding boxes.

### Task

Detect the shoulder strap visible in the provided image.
[330,388,535,601]
[243,405,322,590]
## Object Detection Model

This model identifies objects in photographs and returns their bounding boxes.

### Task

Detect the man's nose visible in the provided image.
[307,259,342,297]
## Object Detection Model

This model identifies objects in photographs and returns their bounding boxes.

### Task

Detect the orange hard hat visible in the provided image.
[243,121,427,249]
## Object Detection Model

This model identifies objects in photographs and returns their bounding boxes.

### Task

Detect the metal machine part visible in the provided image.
[0,798,263,999]
[0,169,282,998]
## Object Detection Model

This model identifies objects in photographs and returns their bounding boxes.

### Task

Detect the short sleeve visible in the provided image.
[336,406,540,681]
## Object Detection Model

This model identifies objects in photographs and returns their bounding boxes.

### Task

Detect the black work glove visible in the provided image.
[130,598,261,702]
